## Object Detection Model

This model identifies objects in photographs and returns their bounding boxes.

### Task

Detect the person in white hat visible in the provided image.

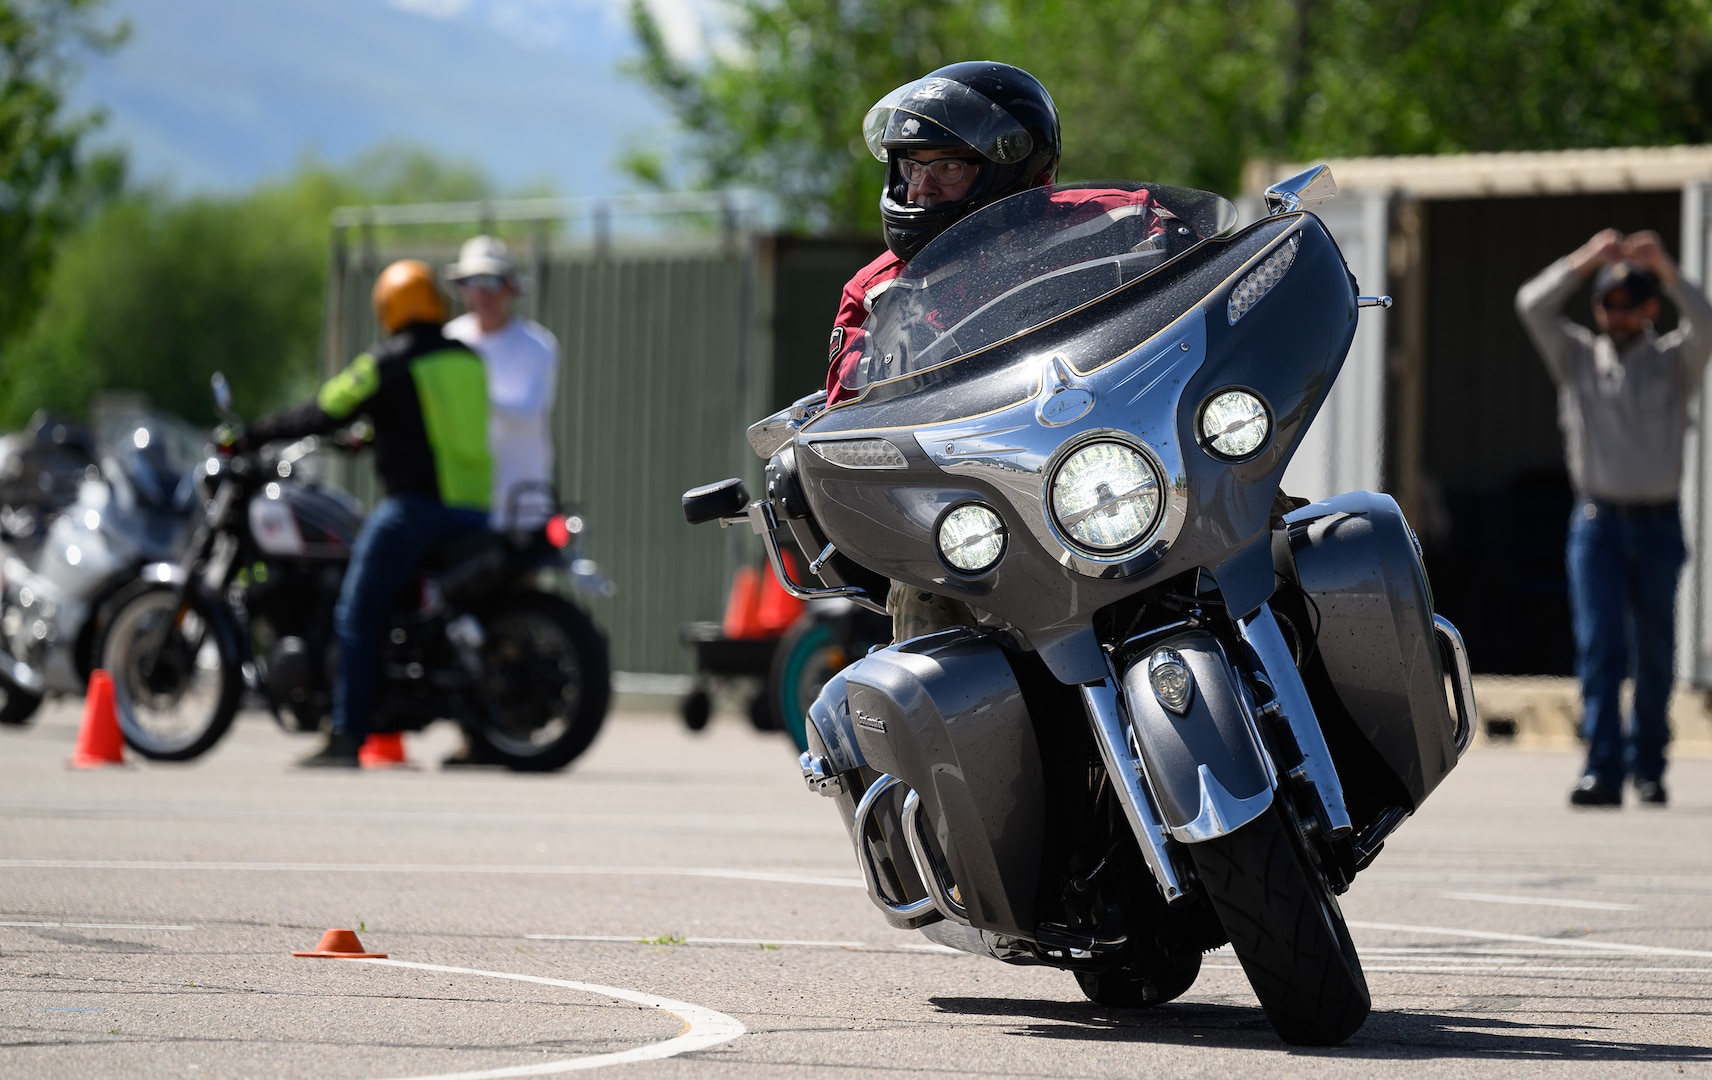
[444,235,560,531]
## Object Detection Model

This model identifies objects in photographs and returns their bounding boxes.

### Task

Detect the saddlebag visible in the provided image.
[840,628,1045,939]
[1274,490,1459,809]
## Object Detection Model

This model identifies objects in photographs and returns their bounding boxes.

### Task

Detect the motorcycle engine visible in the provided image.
[266,636,327,732]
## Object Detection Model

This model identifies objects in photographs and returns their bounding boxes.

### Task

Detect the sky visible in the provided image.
[69,0,719,200]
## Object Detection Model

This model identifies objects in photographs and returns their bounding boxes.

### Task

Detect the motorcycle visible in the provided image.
[684,166,1474,1045]
[95,374,613,769]
[0,411,200,726]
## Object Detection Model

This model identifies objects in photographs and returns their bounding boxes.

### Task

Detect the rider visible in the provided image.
[825,61,1165,639]
[825,60,1168,407]
[241,260,493,768]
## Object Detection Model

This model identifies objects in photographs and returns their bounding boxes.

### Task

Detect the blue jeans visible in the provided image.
[332,495,488,740]
[1565,501,1685,789]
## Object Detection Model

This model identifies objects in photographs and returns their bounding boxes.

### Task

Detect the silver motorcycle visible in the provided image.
[685,167,1474,1045]
[0,412,200,725]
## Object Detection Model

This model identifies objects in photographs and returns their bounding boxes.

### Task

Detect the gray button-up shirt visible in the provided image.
[1515,258,1712,503]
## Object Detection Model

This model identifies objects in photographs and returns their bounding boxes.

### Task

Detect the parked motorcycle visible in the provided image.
[0,411,200,726]
[685,167,1474,1045]
[95,375,612,769]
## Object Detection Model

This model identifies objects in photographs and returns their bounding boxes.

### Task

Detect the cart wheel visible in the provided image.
[681,688,712,732]
[747,689,777,732]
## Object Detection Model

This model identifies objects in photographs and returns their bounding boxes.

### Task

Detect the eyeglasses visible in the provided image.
[897,157,981,185]
[457,274,509,292]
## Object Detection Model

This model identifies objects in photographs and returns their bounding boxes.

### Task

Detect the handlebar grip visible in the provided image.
[683,478,749,525]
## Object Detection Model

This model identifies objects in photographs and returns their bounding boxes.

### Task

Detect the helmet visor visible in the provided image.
[863,77,1034,165]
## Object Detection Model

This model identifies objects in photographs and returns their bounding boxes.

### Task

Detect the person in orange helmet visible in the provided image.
[241,259,493,767]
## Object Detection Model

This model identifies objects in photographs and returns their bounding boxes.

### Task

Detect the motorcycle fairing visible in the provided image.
[794,213,1359,683]
[842,629,1045,939]
[1118,630,1276,841]
[1277,491,1459,808]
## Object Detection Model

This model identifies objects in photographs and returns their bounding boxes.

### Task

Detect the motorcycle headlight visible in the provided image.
[937,502,1006,573]
[1049,440,1163,553]
[1199,390,1270,460]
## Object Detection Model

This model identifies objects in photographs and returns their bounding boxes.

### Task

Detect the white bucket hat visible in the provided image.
[445,235,519,287]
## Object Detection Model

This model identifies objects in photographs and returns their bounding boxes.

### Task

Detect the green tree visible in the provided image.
[625,0,992,232]
[0,0,127,346]
[626,0,1712,230]
[0,144,498,428]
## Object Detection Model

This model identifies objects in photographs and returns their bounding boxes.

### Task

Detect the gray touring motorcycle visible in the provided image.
[685,166,1474,1045]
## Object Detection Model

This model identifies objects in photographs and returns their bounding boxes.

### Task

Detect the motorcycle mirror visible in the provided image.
[210,372,236,419]
[1264,164,1337,216]
[747,390,828,459]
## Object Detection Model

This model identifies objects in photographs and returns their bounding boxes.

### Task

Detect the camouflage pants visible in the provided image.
[887,579,978,643]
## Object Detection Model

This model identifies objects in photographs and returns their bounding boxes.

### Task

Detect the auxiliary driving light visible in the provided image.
[1199,390,1270,460]
[1049,440,1162,554]
[937,503,1006,573]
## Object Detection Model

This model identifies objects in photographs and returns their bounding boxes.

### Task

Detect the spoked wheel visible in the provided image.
[465,593,610,772]
[99,583,241,761]
[1188,800,1370,1045]
[1074,950,1202,1008]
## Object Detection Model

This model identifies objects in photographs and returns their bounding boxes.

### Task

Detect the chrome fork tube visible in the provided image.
[1237,604,1353,840]
[1079,678,1186,903]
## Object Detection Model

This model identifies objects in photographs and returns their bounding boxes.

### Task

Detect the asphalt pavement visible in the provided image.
[3,698,1710,1078]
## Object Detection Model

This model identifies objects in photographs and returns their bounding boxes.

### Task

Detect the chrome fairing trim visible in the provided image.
[902,788,971,925]
[1434,614,1478,758]
[912,308,1206,580]
[1237,604,1354,840]
[852,774,941,928]
[1079,679,1186,903]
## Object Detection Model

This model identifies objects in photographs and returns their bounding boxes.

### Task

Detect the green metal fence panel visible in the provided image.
[327,231,765,676]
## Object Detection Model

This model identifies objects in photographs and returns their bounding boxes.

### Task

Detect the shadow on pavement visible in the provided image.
[929,997,1712,1061]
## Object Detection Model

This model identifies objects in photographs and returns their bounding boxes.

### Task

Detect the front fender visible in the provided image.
[1121,631,1275,842]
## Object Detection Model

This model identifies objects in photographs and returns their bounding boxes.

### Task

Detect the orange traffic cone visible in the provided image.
[68,669,126,769]
[292,928,387,959]
[358,731,410,769]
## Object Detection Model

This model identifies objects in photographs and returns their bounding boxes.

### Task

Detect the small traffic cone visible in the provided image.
[358,731,410,769]
[68,669,126,769]
[292,928,387,959]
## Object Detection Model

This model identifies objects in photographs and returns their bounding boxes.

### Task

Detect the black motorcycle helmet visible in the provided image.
[866,61,1062,261]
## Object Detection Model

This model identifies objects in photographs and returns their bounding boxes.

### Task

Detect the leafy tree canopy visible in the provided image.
[627,0,1712,233]
[0,144,498,428]
[0,0,127,345]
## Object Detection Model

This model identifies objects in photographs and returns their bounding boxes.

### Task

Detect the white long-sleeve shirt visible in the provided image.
[444,313,560,528]
[1515,258,1712,503]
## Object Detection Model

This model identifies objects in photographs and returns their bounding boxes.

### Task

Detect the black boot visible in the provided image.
[296,731,362,769]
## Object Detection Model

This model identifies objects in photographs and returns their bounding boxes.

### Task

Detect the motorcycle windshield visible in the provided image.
[841,181,1239,393]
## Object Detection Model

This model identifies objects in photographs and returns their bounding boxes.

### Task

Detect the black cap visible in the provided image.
[1592,260,1659,308]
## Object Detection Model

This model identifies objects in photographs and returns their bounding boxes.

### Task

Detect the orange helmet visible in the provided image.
[371,259,447,333]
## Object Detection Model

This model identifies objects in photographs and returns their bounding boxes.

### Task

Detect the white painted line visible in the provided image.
[1444,891,1640,912]
[526,934,870,948]
[524,934,964,955]
[0,859,864,890]
[1205,962,1712,976]
[353,959,744,1079]
[1350,920,1712,960]
[0,920,194,930]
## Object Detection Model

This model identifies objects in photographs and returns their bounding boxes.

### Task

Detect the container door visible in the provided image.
[1281,193,1390,503]
[1678,181,1712,686]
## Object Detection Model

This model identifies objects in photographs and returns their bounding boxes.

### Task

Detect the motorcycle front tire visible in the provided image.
[98,581,242,761]
[465,592,611,773]
[1188,799,1371,1045]
[0,678,42,726]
